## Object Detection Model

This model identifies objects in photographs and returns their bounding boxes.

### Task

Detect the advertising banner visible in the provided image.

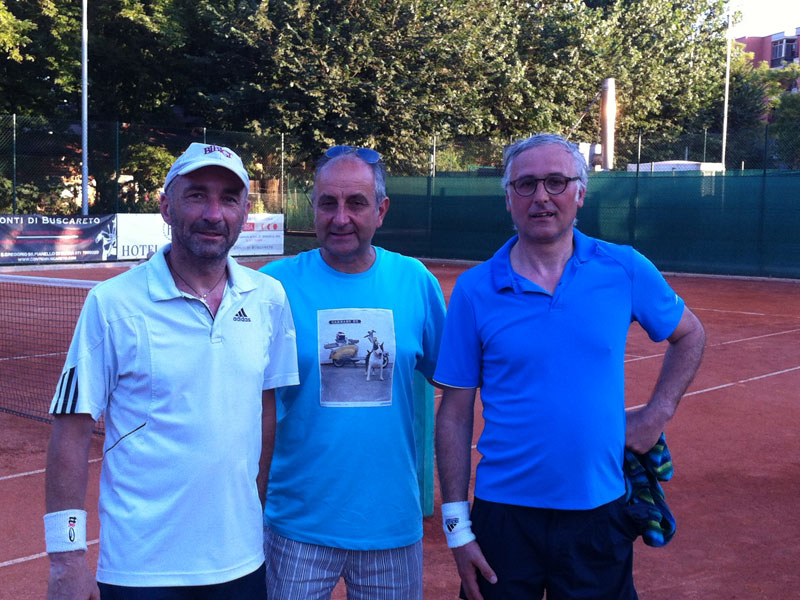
[0,213,283,264]
[233,214,284,256]
[0,214,117,264]
[116,213,171,261]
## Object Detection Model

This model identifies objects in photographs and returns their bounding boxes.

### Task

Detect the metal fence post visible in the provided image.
[758,122,769,274]
[630,129,642,245]
[703,128,708,163]
[12,114,17,214]
[115,121,120,213]
[426,135,436,257]
[280,133,285,223]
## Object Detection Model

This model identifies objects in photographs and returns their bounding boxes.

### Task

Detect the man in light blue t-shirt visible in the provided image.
[260,146,446,599]
[434,134,706,600]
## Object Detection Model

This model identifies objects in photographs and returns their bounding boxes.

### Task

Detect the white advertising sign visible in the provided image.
[115,213,283,260]
[233,214,284,256]
[116,213,171,260]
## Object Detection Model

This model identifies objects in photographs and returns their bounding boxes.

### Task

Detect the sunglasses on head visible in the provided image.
[325,145,382,164]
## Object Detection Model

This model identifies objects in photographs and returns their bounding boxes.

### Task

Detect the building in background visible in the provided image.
[737,27,799,69]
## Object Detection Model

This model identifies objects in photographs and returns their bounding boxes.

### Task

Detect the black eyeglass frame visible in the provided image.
[509,175,580,197]
[324,145,382,164]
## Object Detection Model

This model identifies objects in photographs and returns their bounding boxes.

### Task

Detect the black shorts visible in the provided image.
[98,563,266,600]
[462,496,639,600]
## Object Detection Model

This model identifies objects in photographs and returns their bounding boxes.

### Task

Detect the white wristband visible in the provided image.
[44,510,88,553]
[441,501,476,548]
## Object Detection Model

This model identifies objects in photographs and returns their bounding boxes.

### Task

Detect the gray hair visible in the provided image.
[501,134,589,193]
[312,151,387,210]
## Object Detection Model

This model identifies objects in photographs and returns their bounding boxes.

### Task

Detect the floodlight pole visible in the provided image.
[81,0,89,215]
[721,11,732,172]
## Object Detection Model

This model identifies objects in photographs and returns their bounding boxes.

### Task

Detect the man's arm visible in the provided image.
[258,389,277,509]
[435,386,497,600]
[45,414,100,600]
[626,307,706,453]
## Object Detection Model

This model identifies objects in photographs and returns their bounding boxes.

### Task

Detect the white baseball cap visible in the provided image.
[164,143,250,191]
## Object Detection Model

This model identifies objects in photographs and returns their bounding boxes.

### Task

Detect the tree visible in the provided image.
[164,0,510,171]
[119,143,176,212]
[450,0,729,145]
[86,0,182,122]
[0,1,36,62]
[0,0,81,116]
[771,92,800,169]
[0,0,737,174]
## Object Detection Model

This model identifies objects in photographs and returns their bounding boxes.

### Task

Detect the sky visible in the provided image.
[730,0,800,37]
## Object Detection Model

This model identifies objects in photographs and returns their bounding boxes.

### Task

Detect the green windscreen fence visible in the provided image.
[365,171,800,278]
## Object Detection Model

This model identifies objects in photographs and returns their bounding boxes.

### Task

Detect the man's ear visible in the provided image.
[376,196,390,227]
[575,187,585,207]
[159,192,172,225]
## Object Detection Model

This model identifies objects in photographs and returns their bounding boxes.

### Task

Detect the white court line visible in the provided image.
[695,307,768,316]
[0,457,102,482]
[624,327,800,363]
[713,328,800,347]
[0,351,68,362]
[0,539,99,568]
[695,307,800,320]
[628,365,800,410]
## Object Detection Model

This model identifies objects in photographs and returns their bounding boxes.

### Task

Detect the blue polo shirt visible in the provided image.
[434,230,684,510]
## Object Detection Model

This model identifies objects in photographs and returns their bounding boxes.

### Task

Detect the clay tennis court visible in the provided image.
[1,258,799,599]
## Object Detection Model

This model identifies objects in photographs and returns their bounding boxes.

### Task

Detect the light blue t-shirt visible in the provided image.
[434,230,685,510]
[261,247,446,549]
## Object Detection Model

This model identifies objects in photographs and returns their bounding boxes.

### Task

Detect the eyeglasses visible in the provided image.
[325,146,382,164]
[509,175,580,197]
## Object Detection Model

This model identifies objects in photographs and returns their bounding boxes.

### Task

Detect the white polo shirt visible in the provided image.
[51,245,299,586]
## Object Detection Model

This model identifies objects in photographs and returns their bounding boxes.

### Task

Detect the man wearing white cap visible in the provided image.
[44,143,299,600]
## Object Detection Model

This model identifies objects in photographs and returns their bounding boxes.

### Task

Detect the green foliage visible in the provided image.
[0,174,78,215]
[0,1,36,62]
[755,61,800,97]
[0,0,81,115]
[433,138,505,173]
[711,44,771,132]
[170,0,506,171]
[119,143,176,212]
[0,0,746,174]
[772,93,800,169]
[87,0,180,121]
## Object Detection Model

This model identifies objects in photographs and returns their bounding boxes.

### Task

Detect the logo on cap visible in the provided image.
[204,145,232,159]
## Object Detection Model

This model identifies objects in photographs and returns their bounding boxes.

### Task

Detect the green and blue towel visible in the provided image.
[623,433,676,547]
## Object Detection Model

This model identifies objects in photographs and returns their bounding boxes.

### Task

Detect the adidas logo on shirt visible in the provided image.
[233,308,251,322]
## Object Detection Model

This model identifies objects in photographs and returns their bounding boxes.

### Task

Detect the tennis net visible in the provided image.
[0,274,98,428]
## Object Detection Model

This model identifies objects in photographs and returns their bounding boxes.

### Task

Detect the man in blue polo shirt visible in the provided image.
[44,143,299,600]
[434,133,705,600]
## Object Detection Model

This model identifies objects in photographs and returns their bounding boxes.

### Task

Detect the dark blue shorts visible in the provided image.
[98,563,266,600]
[462,496,639,600]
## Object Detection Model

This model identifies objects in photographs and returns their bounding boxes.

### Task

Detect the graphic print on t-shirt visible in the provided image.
[317,308,395,407]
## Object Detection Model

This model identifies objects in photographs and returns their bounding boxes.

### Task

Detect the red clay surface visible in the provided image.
[2,258,799,599]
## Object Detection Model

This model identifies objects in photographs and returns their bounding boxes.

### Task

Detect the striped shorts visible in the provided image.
[264,526,422,600]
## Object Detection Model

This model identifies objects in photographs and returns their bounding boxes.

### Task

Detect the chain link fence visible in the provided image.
[1,114,799,244]
[616,127,800,172]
